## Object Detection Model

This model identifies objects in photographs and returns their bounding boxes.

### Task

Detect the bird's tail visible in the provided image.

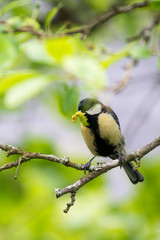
[122,161,144,184]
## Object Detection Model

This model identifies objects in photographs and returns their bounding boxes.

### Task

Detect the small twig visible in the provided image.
[133,157,141,170]
[127,12,160,42]
[14,26,44,38]
[112,59,137,94]
[63,192,76,213]
[14,156,23,179]
[0,20,45,38]
[101,59,137,104]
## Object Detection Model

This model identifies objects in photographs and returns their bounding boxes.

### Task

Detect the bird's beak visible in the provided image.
[72,111,82,123]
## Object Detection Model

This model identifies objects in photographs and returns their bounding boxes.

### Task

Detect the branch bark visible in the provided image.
[62,1,150,37]
[0,135,160,212]
[55,136,160,198]
[0,144,84,173]
[127,12,160,42]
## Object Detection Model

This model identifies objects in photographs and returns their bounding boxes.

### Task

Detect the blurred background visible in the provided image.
[0,0,160,239]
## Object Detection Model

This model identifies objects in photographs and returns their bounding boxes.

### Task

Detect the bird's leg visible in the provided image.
[83,156,96,174]
[118,154,125,168]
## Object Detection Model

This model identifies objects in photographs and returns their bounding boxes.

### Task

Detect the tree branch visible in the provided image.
[55,137,160,199]
[0,144,85,172]
[127,12,160,42]
[60,1,150,37]
[0,20,44,38]
[100,59,137,104]
[111,59,137,94]
[0,1,150,39]
[0,136,160,212]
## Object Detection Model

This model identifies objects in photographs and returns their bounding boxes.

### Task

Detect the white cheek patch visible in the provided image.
[86,104,102,115]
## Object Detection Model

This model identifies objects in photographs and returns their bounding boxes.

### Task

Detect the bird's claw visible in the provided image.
[118,155,124,168]
[83,156,96,174]
[83,160,92,174]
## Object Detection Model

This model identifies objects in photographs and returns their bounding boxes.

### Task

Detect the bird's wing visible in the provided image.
[103,106,121,129]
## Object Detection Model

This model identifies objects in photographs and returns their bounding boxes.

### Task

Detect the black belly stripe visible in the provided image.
[86,113,117,157]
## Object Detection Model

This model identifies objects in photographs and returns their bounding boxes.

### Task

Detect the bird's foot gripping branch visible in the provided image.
[0,137,160,213]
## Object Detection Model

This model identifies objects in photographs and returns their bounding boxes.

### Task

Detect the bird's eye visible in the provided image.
[86,104,102,115]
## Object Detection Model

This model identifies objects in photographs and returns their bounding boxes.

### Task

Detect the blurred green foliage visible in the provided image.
[0,143,160,240]
[0,0,160,239]
[0,0,159,112]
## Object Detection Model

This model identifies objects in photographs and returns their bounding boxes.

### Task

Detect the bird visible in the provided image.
[72,98,144,184]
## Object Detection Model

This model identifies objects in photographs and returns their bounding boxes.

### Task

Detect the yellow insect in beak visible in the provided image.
[72,111,89,127]
[72,111,82,123]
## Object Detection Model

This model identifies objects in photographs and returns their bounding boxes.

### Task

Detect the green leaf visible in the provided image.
[0,0,30,16]
[0,34,19,70]
[45,3,63,30]
[86,0,110,13]
[46,37,73,63]
[79,113,89,127]
[149,0,160,10]
[23,39,54,65]
[56,83,79,117]
[101,50,129,69]
[130,45,152,59]
[22,17,41,29]
[7,16,23,28]
[0,72,37,94]
[4,76,52,109]
[7,16,40,30]
[63,55,107,90]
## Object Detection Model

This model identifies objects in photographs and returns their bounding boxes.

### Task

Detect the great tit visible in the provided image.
[72,98,144,184]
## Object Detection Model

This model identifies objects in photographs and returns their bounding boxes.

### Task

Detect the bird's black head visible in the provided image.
[78,98,102,115]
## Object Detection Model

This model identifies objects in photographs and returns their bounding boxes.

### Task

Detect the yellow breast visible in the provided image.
[81,124,98,156]
[98,113,124,146]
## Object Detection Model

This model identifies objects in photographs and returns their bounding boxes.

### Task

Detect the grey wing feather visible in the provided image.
[105,106,121,129]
